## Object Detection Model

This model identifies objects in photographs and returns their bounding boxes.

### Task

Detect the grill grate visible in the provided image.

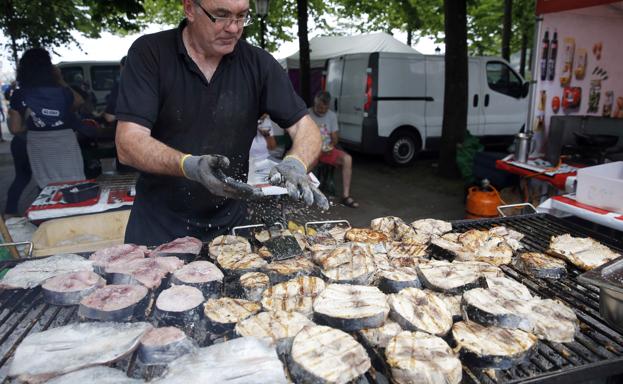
[0,214,621,383]
[446,214,623,384]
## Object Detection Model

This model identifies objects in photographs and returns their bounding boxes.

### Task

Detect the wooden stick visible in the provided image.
[0,216,20,259]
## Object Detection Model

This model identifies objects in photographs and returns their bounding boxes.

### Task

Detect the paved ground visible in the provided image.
[0,118,466,228]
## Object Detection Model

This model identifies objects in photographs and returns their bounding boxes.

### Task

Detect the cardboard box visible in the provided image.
[576,161,623,214]
[31,210,130,257]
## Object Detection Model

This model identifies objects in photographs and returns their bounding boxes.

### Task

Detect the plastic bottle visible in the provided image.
[547,31,558,81]
[540,30,550,81]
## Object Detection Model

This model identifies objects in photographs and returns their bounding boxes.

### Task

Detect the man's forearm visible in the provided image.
[116,121,185,177]
[286,115,321,169]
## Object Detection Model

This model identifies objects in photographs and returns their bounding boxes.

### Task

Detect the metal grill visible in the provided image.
[0,214,621,383]
[448,214,623,384]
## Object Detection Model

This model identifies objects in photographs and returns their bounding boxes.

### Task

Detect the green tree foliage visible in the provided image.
[140,0,331,53]
[0,0,144,65]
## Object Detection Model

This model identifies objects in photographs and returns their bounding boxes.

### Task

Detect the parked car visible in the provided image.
[57,61,120,111]
[324,52,529,165]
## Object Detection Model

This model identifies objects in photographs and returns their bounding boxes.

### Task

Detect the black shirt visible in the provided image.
[116,20,307,246]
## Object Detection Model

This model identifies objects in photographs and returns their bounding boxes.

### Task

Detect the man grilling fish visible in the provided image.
[115,0,329,246]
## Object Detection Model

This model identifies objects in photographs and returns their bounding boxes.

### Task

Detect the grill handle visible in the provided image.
[231,224,266,236]
[231,222,285,236]
[304,220,352,235]
[497,203,537,217]
[0,241,34,258]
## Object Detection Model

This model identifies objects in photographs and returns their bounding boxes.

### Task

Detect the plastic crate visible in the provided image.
[576,161,623,214]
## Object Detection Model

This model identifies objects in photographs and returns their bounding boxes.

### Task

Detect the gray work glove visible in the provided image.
[269,156,330,211]
[183,155,264,200]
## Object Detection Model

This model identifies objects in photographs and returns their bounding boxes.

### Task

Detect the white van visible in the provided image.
[324,52,529,165]
[57,61,120,111]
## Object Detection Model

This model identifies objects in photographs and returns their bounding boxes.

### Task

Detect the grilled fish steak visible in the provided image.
[461,288,533,330]
[516,252,567,279]
[488,226,525,251]
[208,235,252,260]
[313,284,389,331]
[385,331,462,384]
[416,260,500,294]
[410,219,453,240]
[386,241,429,268]
[289,325,371,384]
[9,321,151,383]
[155,285,204,331]
[138,326,195,365]
[318,243,377,285]
[452,320,538,369]
[428,291,462,321]
[170,260,223,298]
[106,256,184,290]
[42,271,105,306]
[203,297,261,333]
[79,284,149,322]
[217,252,268,274]
[359,319,403,349]
[345,228,389,244]
[235,310,314,354]
[371,216,421,242]
[526,299,578,343]
[89,244,147,275]
[240,272,270,301]
[388,288,454,336]
[431,229,515,265]
[549,234,620,270]
[485,276,533,300]
[0,254,93,290]
[378,266,422,293]
[263,256,316,283]
[154,337,287,383]
[261,276,325,317]
[46,366,143,384]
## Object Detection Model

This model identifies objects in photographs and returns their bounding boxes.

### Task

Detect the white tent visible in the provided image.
[285,32,420,69]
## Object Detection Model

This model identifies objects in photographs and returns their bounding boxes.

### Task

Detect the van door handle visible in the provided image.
[354,106,362,111]
[473,94,479,107]
[484,94,490,107]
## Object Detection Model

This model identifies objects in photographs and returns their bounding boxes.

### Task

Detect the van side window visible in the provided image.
[486,62,523,98]
[60,67,85,88]
[91,65,120,91]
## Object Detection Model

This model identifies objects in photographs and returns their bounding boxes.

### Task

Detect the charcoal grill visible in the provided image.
[0,213,622,383]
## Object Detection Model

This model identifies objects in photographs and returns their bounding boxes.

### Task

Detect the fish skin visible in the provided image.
[9,322,152,383]
[46,366,144,384]
[154,337,287,384]
[0,254,93,290]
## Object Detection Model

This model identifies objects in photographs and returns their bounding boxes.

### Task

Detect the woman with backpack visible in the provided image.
[7,48,86,190]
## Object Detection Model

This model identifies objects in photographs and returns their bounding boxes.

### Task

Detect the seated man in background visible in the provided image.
[308,91,358,208]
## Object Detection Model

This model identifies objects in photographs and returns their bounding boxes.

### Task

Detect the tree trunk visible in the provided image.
[407,29,413,46]
[297,0,311,106]
[519,31,528,77]
[501,0,512,61]
[4,0,19,66]
[439,0,468,178]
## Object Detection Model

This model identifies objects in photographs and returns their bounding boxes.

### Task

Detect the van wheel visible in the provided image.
[384,130,420,166]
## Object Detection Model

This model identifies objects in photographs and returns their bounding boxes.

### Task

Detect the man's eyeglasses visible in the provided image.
[195,2,254,28]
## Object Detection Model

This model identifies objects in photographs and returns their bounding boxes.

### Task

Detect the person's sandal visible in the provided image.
[342,196,359,208]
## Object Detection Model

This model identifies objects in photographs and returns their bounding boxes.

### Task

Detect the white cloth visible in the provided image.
[249,117,274,161]
[27,129,85,188]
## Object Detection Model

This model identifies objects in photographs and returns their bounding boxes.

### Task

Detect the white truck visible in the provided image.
[57,61,121,111]
[324,52,529,165]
